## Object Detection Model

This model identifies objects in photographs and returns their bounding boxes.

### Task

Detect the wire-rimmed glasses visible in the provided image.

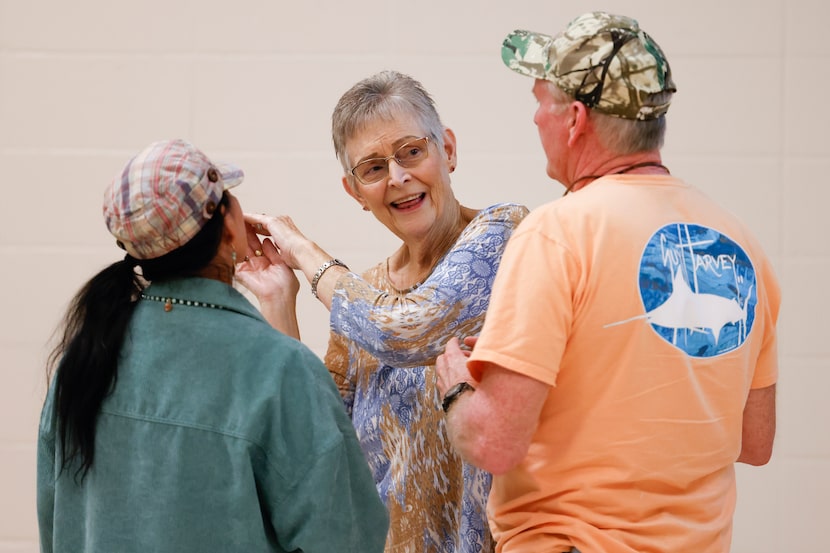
[350,137,430,185]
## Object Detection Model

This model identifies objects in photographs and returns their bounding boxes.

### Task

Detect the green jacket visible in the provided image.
[38,277,388,552]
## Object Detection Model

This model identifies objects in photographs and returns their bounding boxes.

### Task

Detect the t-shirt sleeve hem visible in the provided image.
[468,349,558,387]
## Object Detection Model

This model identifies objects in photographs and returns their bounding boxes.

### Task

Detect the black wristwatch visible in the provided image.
[441,381,476,413]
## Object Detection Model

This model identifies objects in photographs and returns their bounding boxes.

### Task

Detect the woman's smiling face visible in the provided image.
[342,111,458,245]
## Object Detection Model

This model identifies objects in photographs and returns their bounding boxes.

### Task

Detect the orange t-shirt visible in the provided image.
[468,176,780,553]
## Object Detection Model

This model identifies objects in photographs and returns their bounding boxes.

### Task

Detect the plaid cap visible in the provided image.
[501,12,676,120]
[103,139,244,260]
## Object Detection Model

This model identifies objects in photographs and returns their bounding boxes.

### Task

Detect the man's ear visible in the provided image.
[567,101,590,147]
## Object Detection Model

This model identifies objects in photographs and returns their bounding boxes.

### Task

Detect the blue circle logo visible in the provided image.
[607,223,757,357]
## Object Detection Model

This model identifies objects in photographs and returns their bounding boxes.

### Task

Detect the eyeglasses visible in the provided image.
[350,137,430,185]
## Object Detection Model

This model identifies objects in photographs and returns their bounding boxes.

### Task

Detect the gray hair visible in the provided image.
[546,81,670,154]
[331,70,446,175]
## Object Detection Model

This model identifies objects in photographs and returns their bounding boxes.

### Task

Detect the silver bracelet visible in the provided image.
[311,258,349,299]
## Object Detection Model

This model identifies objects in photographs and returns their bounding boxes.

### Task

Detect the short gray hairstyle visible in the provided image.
[331,70,446,176]
[545,81,670,154]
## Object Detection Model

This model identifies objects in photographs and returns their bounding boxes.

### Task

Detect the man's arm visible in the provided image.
[436,337,549,475]
[737,383,776,465]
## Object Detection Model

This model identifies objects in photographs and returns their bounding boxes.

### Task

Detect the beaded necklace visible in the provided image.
[140,293,228,313]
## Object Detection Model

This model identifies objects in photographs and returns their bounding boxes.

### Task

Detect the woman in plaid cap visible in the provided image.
[37,139,388,553]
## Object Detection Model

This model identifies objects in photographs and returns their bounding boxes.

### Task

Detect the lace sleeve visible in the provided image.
[329,204,528,367]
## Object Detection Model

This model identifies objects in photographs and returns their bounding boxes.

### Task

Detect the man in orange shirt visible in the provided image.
[436,11,780,553]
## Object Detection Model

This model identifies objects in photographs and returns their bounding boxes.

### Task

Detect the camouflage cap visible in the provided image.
[501,11,676,120]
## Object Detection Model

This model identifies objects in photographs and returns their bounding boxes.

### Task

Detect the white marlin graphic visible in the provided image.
[605,267,752,346]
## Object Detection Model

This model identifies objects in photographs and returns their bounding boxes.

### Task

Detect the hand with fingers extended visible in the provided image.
[242,212,345,310]
[236,221,302,338]
[243,212,312,271]
[236,221,300,302]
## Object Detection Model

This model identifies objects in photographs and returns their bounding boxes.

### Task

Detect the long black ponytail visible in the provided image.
[47,257,141,479]
[47,192,230,479]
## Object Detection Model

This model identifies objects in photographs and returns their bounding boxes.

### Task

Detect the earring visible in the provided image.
[227,249,237,282]
[362,206,370,211]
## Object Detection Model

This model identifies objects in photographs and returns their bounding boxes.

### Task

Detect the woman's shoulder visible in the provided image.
[234,322,334,391]
[475,202,530,225]
[462,203,529,237]
[448,203,529,254]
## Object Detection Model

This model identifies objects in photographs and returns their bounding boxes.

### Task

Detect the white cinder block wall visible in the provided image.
[1,1,827,551]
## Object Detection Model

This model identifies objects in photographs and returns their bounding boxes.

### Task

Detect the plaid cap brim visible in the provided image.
[215,161,244,190]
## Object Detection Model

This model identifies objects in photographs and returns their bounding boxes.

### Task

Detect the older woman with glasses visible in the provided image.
[239,70,528,553]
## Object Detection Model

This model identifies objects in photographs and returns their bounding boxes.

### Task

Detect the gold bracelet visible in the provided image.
[311,258,349,299]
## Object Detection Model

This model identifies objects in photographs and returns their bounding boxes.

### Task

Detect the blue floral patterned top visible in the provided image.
[326,203,528,553]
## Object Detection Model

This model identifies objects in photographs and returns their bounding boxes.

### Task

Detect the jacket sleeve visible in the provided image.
[36,391,56,553]
[259,345,388,553]
[269,432,389,553]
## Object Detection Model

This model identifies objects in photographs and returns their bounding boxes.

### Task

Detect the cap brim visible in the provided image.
[501,29,555,80]
[215,161,244,190]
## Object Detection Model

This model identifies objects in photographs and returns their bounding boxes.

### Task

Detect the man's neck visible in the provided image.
[567,151,665,193]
